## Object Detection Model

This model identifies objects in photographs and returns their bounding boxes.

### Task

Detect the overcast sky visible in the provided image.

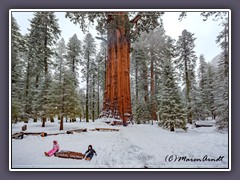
[12,11,223,63]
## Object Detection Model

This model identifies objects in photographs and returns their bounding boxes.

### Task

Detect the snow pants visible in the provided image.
[47,148,59,157]
[86,152,94,160]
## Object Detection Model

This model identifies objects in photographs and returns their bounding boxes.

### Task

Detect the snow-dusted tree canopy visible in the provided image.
[11,11,229,131]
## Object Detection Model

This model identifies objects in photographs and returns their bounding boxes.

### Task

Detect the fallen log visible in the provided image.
[54,151,85,160]
[12,132,24,139]
[194,120,214,128]
[24,132,42,135]
[67,129,87,134]
[95,128,119,132]
[47,132,66,136]
[73,129,87,133]
[111,120,123,126]
[195,124,213,128]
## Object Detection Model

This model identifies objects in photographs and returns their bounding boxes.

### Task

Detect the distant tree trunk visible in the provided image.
[79,114,82,122]
[72,57,77,86]
[72,57,75,73]
[97,61,100,117]
[142,59,148,102]
[135,56,139,102]
[103,13,132,125]
[92,74,95,122]
[50,114,54,122]
[60,77,65,130]
[35,74,39,88]
[150,51,157,120]
[170,123,175,131]
[44,36,48,77]
[224,24,228,78]
[42,116,46,127]
[86,51,90,122]
[24,58,30,114]
[184,57,192,124]
[60,114,63,130]
[33,116,37,123]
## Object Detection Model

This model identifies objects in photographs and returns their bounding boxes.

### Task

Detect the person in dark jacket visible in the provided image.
[84,145,97,161]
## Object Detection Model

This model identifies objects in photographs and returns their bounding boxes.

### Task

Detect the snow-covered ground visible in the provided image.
[11,118,228,169]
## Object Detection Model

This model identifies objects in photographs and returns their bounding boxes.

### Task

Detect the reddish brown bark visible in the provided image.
[103,13,132,125]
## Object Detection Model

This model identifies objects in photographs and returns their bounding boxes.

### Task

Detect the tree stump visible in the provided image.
[33,116,37,122]
[50,115,54,122]
[41,132,47,137]
[22,125,27,131]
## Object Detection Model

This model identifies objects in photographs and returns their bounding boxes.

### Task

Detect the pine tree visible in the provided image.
[66,34,81,85]
[197,54,209,119]
[215,17,229,129]
[11,16,26,122]
[205,63,217,119]
[175,29,197,124]
[157,59,186,131]
[95,47,106,117]
[62,71,79,123]
[82,33,96,122]
[131,43,150,124]
[50,38,67,128]
[26,12,61,126]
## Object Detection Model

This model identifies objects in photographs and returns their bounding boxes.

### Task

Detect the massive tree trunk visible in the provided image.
[103,13,132,125]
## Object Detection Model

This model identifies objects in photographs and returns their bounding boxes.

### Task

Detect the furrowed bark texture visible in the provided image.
[103,13,132,125]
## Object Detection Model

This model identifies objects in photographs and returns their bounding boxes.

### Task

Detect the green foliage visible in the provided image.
[11,16,26,121]
[82,33,97,122]
[215,17,229,129]
[66,34,81,83]
[157,60,186,131]
[175,29,197,123]
[66,12,163,41]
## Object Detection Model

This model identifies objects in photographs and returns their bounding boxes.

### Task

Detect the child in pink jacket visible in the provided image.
[45,140,60,157]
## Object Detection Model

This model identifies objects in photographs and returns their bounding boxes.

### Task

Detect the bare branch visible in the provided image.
[95,36,108,43]
[130,14,141,24]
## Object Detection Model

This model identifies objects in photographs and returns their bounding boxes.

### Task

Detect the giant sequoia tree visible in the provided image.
[66,12,163,125]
